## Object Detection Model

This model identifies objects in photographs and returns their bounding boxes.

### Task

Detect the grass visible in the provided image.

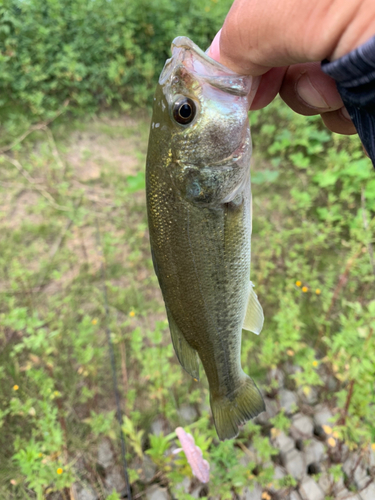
[0,100,374,499]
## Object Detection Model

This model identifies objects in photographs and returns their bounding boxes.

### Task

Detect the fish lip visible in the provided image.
[171,36,238,75]
[159,36,252,96]
[179,138,250,169]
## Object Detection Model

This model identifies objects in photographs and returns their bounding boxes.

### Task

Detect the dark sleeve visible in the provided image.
[321,35,375,169]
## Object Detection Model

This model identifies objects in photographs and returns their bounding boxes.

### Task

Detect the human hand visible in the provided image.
[208,0,375,135]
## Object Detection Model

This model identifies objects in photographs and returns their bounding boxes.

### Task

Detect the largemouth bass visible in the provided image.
[146,37,265,440]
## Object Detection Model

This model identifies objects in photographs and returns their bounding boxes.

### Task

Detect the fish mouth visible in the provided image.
[174,133,249,169]
[160,36,251,97]
[172,36,235,74]
[207,138,250,167]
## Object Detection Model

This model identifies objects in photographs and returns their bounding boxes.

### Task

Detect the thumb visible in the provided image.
[208,0,368,76]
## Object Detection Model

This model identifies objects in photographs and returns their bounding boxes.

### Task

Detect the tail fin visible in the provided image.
[210,375,265,441]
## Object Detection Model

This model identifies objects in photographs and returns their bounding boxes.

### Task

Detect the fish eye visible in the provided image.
[173,97,196,125]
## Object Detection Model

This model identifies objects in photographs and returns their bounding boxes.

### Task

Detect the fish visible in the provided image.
[146,36,265,440]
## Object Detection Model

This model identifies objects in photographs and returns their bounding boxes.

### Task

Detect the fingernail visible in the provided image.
[296,73,329,109]
[207,29,222,61]
[248,76,260,107]
[341,106,351,120]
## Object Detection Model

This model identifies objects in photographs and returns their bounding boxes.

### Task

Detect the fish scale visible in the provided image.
[146,36,265,440]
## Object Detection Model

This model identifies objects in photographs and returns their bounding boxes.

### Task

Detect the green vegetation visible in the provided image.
[0,98,374,498]
[0,0,231,144]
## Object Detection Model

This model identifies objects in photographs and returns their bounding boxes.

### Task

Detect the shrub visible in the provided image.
[0,0,230,130]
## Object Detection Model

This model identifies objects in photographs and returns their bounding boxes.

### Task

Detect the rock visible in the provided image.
[297,386,319,405]
[343,453,357,476]
[313,405,333,427]
[340,443,350,463]
[355,469,369,490]
[104,465,126,495]
[360,481,375,500]
[285,363,302,375]
[335,488,351,499]
[279,389,298,414]
[327,375,339,391]
[97,439,114,469]
[288,492,303,500]
[200,401,211,415]
[145,485,170,500]
[239,445,257,466]
[273,464,286,480]
[318,472,332,495]
[177,405,197,424]
[254,397,278,425]
[282,448,306,480]
[298,476,325,500]
[72,484,98,500]
[262,460,274,471]
[267,367,285,389]
[190,485,204,498]
[313,405,334,438]
[304,439,326,465]
[174,476,190,495]
[151,417,165,436]
[343,452,368,489]
[239,483,262,500]
[368,444,375,468]
[332,475,346,497]
[336,489,361,500]
[272,432,295,457]
[142,456,157,483]
[290,413,314,440]
[269,465,287,495]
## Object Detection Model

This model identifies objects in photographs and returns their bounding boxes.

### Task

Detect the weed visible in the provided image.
[0,98,374,498]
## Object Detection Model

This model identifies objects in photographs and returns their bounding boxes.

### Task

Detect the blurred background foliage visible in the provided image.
[0,0,228,141]
[0,1,375,499]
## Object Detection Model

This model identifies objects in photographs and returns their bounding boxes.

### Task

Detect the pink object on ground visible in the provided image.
[175,427,210,483]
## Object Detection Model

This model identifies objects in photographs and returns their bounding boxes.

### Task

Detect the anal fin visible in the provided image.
[166,307,199,381]
[242,282,264,335]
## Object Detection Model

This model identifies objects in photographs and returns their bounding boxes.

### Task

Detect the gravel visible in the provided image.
[282,448,306,480]
[145,485,170,500]
[101,368,375,500]
[239,483,262,500]
[177,405,198,423]
[73,484,98,500]
[290,413,314,440]
[360,481,375,500]
[104,466,127,495]
[313,404,333,427]
[97,439,114,469]
[254,397,278,425]
[288,492,303,500]
[279,389,298,414]
[272,431,295,456]
[298,476,325,500]
[304,438,326,465]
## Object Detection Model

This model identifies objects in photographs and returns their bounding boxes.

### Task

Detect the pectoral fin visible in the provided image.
[242,282,264,335]
[166,307,200,380]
